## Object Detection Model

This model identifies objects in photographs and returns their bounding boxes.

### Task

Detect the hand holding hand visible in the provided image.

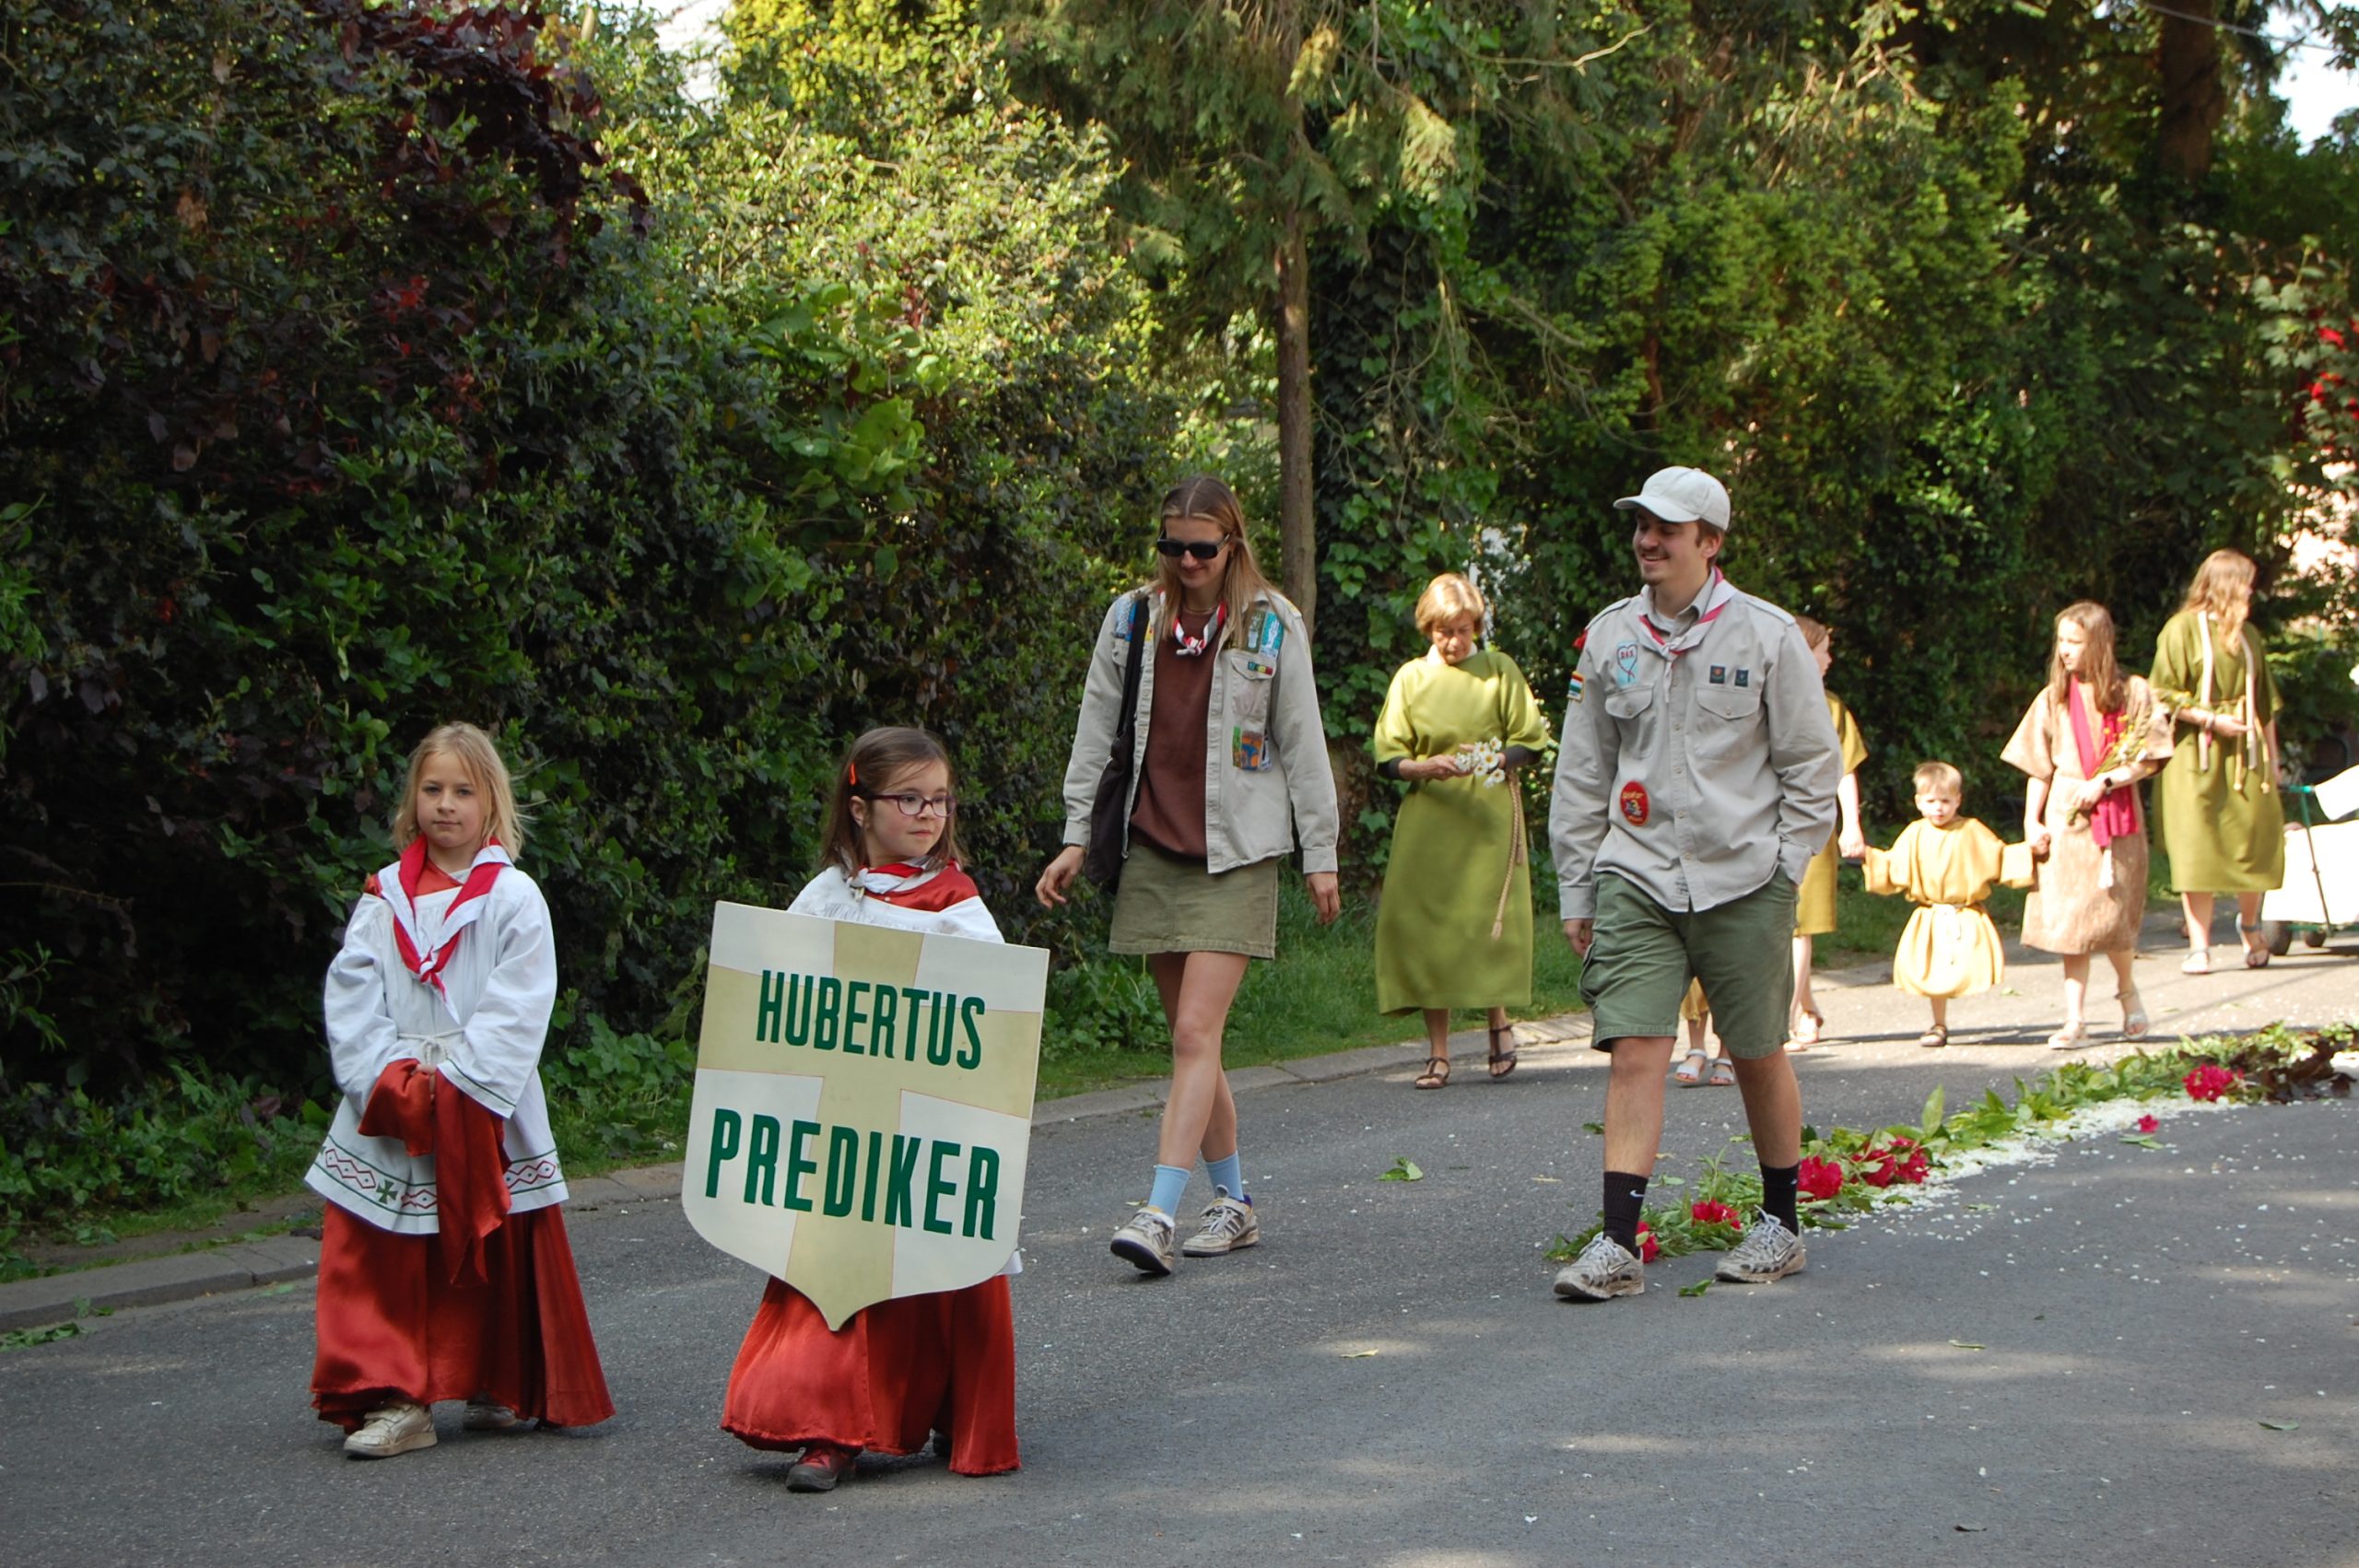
[2025,824,2053,860]
[1837,829,1867,860]
[1036,845,1086,907]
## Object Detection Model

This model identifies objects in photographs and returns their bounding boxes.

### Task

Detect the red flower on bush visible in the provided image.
[1635,1223,1661,1262]
[2183,1064,2240,1103]
[1690,1199,1740,1228]
[1797,1156,1844,1201]
[2136,1114,2159,1133]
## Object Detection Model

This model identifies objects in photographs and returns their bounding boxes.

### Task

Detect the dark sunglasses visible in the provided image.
[1155,536,1227,561]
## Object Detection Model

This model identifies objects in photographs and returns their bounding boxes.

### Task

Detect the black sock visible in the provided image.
[1602,1171,1649,1251]
[1760,1163,1800,1234]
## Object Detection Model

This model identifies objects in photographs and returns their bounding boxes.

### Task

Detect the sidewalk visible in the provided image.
[7,905,2350,1334]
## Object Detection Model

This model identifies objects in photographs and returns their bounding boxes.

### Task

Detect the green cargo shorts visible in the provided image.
[1582,872,1799,1059]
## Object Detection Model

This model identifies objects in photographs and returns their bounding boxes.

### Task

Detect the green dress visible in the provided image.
[2148,610,2285,893]
[1371,649,1551,1013]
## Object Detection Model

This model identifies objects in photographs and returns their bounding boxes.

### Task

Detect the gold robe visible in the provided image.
[1862,817,2035,999]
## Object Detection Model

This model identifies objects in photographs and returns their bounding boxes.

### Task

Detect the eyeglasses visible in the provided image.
[1156,537,1227,561]
[856,791,957,820]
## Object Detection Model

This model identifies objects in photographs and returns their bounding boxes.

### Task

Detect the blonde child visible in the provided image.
[721,727,1020,1491]
[1788,617,1869,1047]
[1861,762,2034,1047]
[307,722,613,1457]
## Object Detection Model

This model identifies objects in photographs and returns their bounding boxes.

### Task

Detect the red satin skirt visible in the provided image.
[721,1277,1020,1476]
[311,1203,615,1432]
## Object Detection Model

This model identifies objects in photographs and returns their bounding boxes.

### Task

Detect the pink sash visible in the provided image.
[2067,680,2137,849]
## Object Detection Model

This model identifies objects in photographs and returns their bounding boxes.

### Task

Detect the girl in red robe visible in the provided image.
[720,726,1021,1490]
[307,721,613,1457]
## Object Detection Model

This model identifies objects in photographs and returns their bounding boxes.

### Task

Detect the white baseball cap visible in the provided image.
[1614,466,1731,531]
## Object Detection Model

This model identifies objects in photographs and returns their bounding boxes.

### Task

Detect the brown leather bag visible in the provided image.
[1084,593,1148,890]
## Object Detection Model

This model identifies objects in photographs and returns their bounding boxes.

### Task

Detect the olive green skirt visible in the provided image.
[1109,839,1281,959]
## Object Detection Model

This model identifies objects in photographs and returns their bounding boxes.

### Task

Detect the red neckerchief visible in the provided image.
[853,861,981,913]
[1173,602,1226,657]
[2067,679,2138,848]
[372,837,511,1012]
[1637,568,1736,660]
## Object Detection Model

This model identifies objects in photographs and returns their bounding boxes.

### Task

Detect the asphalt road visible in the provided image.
[5,941,2355,1567]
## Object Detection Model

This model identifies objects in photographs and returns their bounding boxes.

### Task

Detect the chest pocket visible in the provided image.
[1226,649,1277,769]
[1692,682,1762,761]
[1602,681,1658,752]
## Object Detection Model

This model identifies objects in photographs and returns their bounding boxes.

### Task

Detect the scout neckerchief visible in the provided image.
[852,860,982,913]
[1637,568,1737,661]
[1172,602,1226,657]
[374,837,511,1021]
[2194,611,2266,790]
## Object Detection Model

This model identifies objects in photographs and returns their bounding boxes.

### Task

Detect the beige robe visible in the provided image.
[1863,818,2034,999]
[2000,678,2171,954]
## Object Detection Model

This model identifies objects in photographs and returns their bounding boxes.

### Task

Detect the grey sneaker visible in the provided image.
[1715,1214,1807,1283]
[1553,1233,1644,1301]
[1109,1207,1178,1276]
[463,1399,522,1432]
[1181,1195,1260,1257]
[344,1400,436,1459]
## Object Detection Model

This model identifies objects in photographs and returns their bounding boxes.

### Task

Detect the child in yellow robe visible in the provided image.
[1862,762,2035,1047]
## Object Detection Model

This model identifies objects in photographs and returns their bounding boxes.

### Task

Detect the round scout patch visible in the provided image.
[1619,780,1650,826]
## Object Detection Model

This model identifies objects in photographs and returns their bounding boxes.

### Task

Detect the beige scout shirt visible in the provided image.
[1550,579,1840,920]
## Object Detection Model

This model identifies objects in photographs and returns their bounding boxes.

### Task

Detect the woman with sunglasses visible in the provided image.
[1038,475,1341,1277]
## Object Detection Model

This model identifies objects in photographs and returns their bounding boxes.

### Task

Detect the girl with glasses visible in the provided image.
[1037,475,1342,1277]
[722,727,1018,1488]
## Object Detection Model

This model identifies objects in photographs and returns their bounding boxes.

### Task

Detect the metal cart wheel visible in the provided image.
[2302,929,2327,950]
[2266,920,2294,957]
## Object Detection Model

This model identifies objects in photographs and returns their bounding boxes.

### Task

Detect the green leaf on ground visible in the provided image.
[1678,1279,1712,1298]
[1379,1158,1424,1182]
[2119,1133,2163,1149]
[1,1322,80,1352]
[1581,1122,1604,1136]
[2259,1419,2299,1431]
[1949,1340,1986,1350]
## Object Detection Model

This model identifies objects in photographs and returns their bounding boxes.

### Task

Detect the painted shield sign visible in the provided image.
[684,902,1046,1329]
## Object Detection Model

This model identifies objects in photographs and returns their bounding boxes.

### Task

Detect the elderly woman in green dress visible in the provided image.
[1371,573,1551,1088]
[2149,548,2285,973]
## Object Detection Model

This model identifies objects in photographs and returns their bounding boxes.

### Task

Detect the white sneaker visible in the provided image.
[1715,1214,1807,1284]
[344,1400,437,1458]
[1553,1233,1644,1301]
[463,1399,522,1432]
[1181,1195,1260,1257]
[1109,1207,1178,1276]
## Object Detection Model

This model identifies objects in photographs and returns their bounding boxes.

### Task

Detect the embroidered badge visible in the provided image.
[1734,668,1751,688]
[1233,727,1272,771]
[1247,608,1286,656]
[1567,671,1586,705]
[1242,653,1277,681]
[1614,641,1640,687]
[1708,664,1727,685]
[1619,779,1650,827]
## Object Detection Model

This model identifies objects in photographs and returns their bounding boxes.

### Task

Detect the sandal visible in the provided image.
[2180,946,2211,976]
[2239,922,2269,968]
[1413,1056,1451,1090]
[1788,1007,1825,1050]
[2046,1021,2090,1050]
[1487,1023,1519,1081]
[1674,1048,1708,1086]
[1917,1024,1949,1049]
[1708,1056,1736,1087]
[2119,990,2150,1040]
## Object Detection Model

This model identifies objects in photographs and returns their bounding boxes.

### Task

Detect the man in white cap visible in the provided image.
[1547,465,1840,1301]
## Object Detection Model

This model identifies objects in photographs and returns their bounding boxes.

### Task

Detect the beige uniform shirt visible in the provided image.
[1550,579,1840,919]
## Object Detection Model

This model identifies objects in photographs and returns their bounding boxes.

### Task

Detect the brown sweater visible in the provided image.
[1129,607,1217,860]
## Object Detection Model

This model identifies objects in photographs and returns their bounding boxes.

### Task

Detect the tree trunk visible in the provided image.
[1274,213,1317,636]
[2157,1,2224,184]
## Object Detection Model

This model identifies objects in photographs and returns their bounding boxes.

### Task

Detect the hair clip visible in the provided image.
[848,762,859,787]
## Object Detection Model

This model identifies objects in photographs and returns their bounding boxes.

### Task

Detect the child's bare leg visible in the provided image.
[1790,933,1815,1020]
[2060,954,2090,1024]
[2180,890,2214,953]
[1931,997,1948,1029]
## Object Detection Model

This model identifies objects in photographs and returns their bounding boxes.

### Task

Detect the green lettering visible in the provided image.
[885,1134,921,1227]
[783,972,814,1047]
[743,1114,780,1206]
[924,1140,960,1235]
[957,995,986,1070]
[757,971,785,1044]
[843,981,870,1056]
[871,984,899,1059]
[861,1129,884,1222]
[782,1118,819,1212]
[962,1144,999,1240]
[926,991,955,1066]
[814,976,841,1050]
[823,1126,859,1217]
[704,1107,742,1199]
[900,987,930,1064]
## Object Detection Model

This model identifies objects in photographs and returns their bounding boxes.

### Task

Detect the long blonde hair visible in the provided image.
[2179,548,2257,646]
[1150,474,1279,651]
[393,721,527,859]
[2046,601,2127,716]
